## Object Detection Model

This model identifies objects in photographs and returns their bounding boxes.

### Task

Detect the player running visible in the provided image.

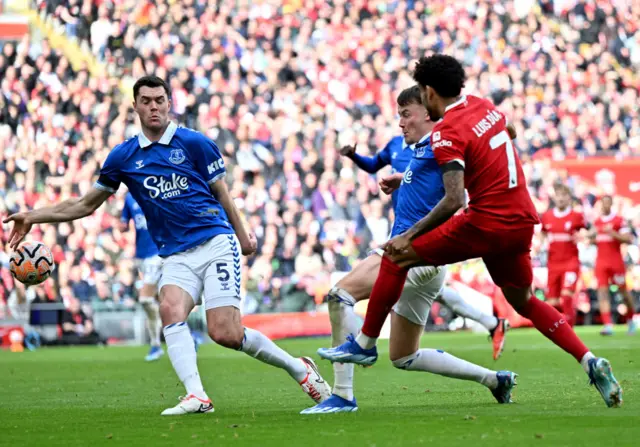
[119,192,165,361]
[318,55,622,408]
[591,195,636,336]
[303,87,516,414]
[4,75,331,415]
[540,184,587,326]
[341,90,508,360]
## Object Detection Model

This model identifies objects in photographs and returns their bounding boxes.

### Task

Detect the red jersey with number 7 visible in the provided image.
[431,95,539,230]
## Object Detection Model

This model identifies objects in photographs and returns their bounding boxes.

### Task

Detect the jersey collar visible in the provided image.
[413,132,432,149]
[553,207,571,218]
[138,121,178,148]
[444,95,467,115]
[601,212,617,223]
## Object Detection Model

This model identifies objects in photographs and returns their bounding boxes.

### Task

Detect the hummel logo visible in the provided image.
[135,160,145,169]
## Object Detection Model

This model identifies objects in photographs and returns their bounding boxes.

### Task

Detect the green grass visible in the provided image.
[0,326,638,446]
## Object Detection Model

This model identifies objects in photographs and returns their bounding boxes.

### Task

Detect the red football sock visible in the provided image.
[601,311,612,326]
[361,257,408,338]
[561,295,575,327]
[520,297,589,362]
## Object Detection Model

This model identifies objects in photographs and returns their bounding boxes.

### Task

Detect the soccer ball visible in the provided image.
[9,241,55,286]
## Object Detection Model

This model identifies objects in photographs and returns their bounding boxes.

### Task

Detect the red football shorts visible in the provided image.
[546,268,579,298]
[595,264,627,290]
[411,212,534,288]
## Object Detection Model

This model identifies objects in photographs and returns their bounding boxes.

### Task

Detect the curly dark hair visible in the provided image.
[412,55,466,98]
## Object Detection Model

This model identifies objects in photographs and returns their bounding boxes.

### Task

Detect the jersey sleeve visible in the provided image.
[619,218,632,234]
[431,122,466,170]
[576,212,588,230]
[95,146,123,194]
[540,212,549,232]
[194,134,226,185]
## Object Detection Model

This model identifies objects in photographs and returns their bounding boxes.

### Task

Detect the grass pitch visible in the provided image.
[1,326,638,446]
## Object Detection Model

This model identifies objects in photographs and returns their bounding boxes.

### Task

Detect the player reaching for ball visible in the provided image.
[4,75,331,415]
[303,86,517,415]
[318,55,622,408]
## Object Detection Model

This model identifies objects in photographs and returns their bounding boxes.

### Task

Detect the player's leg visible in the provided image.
[560,271,579,327]
[436,285,507,359]
[203,234,330,406]
[596,267,614,335]
[484,245,622,407]
[613,271,636,335]
[158,262,212,415]
[545,268,563,313]
[326,255,380,408]
[437,285,498,333]
[389,267,516,403]
[318,214,488,365]
[140,256,164,361]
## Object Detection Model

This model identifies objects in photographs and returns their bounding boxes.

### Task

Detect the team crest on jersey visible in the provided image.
[415,146,425,157]
[565,221,572,231]
[169,149,186,165]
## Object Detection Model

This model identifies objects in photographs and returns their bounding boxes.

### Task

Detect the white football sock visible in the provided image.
[240,327,307,382]
[393,349,499,390]
[580,351,596,374]
[355,332,377,350]
[141,296,162,347]
[328,287,361,401]
[440,286,498,331]
[163,322,206,397]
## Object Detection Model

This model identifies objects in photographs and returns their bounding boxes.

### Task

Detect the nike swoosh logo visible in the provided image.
[198,403,213,412]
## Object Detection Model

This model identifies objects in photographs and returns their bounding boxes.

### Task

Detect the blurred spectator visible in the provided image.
[60,296,105,345]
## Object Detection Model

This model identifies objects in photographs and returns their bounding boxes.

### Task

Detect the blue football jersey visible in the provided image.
[379,136,414,209]
[121,192,159,260]
[96,122,234,257]
[391,133,446,237]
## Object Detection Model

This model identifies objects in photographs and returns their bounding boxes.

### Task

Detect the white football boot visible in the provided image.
[161,394,214,416]
[299,357,331,403]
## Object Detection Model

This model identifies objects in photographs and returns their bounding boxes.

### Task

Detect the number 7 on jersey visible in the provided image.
[490,130,518,188]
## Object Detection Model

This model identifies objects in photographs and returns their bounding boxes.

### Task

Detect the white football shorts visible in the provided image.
[158,234,241,310]
[138,255,163,286]
[371,248,446,326]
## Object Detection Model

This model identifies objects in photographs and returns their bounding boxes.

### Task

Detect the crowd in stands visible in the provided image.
[2,0,640,321]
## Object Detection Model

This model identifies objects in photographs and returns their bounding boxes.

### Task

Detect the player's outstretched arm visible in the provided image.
[209,180,257,256]
[341,144,388,174]
[3,187,111,250]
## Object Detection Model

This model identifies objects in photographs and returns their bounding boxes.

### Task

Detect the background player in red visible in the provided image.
[540,184,587,326]
[591,195,637,336]
[318,55,622,408]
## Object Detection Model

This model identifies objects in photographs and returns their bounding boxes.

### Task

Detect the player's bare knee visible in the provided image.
[158,291,187,324]
[208,324,244,350]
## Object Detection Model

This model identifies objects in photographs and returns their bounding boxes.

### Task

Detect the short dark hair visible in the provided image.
[396,85,422,107]
[412,54,466,98]
[601,194,613,203]
[133,75,171,100]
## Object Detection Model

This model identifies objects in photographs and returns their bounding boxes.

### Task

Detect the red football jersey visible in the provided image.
[431,95,539,230]
[540,207,586,269]
[594,213,629,267]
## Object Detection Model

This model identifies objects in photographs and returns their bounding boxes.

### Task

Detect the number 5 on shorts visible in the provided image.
[216,262,230,281]
[490,130,518,188]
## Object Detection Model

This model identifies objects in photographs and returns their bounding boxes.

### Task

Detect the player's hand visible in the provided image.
[383,233,411,256]
[339,143,357,157]
[241,232,258,256]
[379,173,404,195]
[3,212,33,251]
